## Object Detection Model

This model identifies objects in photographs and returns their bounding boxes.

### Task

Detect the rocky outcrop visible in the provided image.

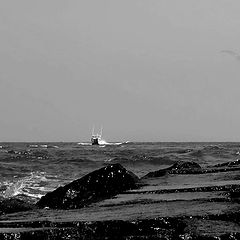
[143,161,202,178]
[0,218,186,240]
[168,161,202,174]
[37,163,139,209]
[229,186,240,201]
[0,216,240,240]
[0,198,35,215]
[212,159,240,168]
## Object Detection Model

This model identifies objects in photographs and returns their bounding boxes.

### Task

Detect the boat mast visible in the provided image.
[92,125,95,136]
[100,126,103,137]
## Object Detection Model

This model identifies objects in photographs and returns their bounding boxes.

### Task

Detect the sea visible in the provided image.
[0,141,239,204]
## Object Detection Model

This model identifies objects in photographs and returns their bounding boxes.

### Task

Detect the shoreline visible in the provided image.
[1,160,240,239]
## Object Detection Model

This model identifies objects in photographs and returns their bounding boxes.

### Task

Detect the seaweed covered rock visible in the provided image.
[37,164,139,209]
[0,198,35,215]
[143,161,202,178]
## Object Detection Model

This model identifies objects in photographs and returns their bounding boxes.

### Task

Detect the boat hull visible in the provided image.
[91,137,100,145]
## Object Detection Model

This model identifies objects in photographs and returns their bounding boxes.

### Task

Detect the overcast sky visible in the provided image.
[0,1,240,142]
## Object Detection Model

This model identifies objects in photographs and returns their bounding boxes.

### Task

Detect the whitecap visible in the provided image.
[20,192,44,199]
[40,145,48,148]
[29,145,38,148]
[2,171,59,200]
[98,139,126,146]
[77,142,92,146]
[78,140,128,146]
[104,158,113,162]
[3,181,24,198]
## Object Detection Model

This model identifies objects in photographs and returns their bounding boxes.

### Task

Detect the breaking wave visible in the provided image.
[77,142,92,146]
[1,171,59,201]
[78,140,129,146]
[29,144,59,149]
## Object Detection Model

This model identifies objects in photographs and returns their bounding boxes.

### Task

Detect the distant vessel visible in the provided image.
[91,126,103,145]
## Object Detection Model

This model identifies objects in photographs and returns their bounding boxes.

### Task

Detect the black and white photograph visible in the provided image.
[0,1,240,239]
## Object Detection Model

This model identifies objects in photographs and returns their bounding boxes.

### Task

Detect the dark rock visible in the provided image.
[0,218,187,240]
[229,187,240,200]
[0,198,35,215]
[37,163,140,209]
[143,168,169,178]
[202,159,240,174]
[168,161,202,174]
[212,159,240,168]
[0,217,239,239]
[143,161,202,178]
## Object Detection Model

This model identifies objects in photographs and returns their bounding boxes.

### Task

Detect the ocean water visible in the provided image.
[0,141,239,203]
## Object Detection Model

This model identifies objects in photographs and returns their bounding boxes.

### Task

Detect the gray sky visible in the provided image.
[0,0,240,142]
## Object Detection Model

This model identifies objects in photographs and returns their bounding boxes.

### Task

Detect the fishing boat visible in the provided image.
[91,126,103,145]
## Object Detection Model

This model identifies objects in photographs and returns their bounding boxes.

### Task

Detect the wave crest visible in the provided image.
[2,171,59,200]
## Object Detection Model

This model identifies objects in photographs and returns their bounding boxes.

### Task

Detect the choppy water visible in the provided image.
[0,142,239,203]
